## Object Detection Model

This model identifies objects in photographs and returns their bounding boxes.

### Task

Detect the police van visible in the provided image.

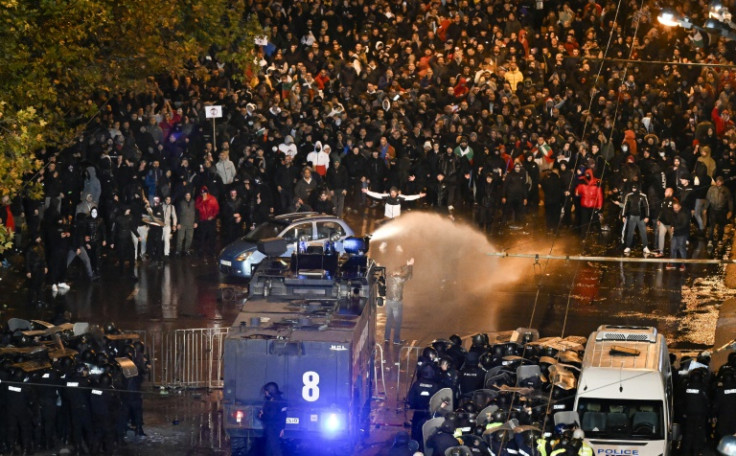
[574,325,677,456]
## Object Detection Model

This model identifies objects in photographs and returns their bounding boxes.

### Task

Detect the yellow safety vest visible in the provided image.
[536,438,549,456]
[579,443,593,456]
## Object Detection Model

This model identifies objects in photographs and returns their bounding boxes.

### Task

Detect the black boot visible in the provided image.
[135,426,146,437]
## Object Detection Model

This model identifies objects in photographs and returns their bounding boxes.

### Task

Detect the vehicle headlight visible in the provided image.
[235,251,254,262]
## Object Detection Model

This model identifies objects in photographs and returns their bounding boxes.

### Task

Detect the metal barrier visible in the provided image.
[373,343,387,399]
[136,327,228,389]
[396,346,423,407]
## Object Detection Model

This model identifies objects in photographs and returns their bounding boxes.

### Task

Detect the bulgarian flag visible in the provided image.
[538,141,554,163]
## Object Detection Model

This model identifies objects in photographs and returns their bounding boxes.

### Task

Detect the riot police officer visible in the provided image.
[90,372,119,454]
[65,363,94,454]
[417,347,439,375]
[570,429,592,456]
[713,366,736,442]
[259,382,287,456]
[459,351,486,395]
[407,364,440,447]
[426,416,461,456]
[6,368,33,455]
[446,334,468,369]
[37,368,61,451]
[681,368,710,456]
[437,356,460,398]
[469,334,490,356]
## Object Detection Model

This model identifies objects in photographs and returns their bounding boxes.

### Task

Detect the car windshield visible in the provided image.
[244,221,287,241]
[577,398,664,440]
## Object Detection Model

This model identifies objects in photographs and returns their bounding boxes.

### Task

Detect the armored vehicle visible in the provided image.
[223,236,385,454]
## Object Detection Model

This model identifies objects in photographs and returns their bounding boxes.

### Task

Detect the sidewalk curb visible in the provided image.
[725,233,736,289]
[713,297,736,369]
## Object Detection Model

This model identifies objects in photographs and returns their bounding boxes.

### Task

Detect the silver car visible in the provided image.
[218,213,355,278]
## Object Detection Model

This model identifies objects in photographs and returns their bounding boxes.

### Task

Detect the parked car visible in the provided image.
[218,212,355,278]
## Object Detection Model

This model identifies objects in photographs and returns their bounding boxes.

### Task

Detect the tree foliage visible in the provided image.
[0,0,258,250]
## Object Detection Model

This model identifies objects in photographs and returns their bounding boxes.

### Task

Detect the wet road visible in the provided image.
[0,204,731,454]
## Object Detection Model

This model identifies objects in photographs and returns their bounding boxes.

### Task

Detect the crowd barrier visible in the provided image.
[132,327,229,389]
[135,328,386,394]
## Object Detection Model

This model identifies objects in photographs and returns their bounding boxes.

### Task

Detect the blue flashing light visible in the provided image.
[343,236,366,254]
[320,411,345,436]
[325,413,340,431]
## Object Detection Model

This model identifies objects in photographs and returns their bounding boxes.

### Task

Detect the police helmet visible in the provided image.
[728,351,736,368]
[133,340,146,356]
[718,435,736,456]
[56,356,75,373]
[492,344,505,357]
[479,352,496,370]
[472,334,487,348]
[721,365,736,382]
[76,363,89,376]
[95,352,109,366]
[11,367,26,382]
[697,350,712,366]
[463,402,478,415]
[554,423,571,436]
[122,344,135,359]
[96,372,113,388]
[450,335,463,347]
[572,428,585,440]
[473,425,486,437]
[263,382,282,397]
[505,343,521,357]
[104,322,119,335]
[492,409,506,423]
[440,417,456,433]
[422,347,439,362]
[81,349,97,364]
[431,339,451,354]
[689,367,707,385]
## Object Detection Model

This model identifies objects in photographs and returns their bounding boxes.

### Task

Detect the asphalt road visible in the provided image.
[0,204,731,454]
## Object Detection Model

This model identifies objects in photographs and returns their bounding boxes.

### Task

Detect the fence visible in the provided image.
[137,327,386,394]
[135,327,229,390]
[396,346,423,407]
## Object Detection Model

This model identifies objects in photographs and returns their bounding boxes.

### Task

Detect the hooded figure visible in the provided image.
[81,166,101,205]
[306,141,330,176]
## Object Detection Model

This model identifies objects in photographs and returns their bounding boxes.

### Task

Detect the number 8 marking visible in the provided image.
[302,371,320,402]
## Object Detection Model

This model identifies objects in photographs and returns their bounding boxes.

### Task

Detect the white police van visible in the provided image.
[574,325,677,456]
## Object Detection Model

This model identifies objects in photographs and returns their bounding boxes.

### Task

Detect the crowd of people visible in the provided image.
[0,321,151,455]
[397,333,736,456]
[1,0,736,290]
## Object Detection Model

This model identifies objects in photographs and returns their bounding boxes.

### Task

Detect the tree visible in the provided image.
[0,0,260,250]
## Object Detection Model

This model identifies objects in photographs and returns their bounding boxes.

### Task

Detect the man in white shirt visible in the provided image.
[278,135,298,160]
[215,150,236,185]
[362,186,425,219]
[161,195,177,257]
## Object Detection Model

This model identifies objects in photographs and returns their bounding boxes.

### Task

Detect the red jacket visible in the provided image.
[712,107,735,137]
[575,170,603,209]
[1,205,14,232]
[195,194,219,221]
